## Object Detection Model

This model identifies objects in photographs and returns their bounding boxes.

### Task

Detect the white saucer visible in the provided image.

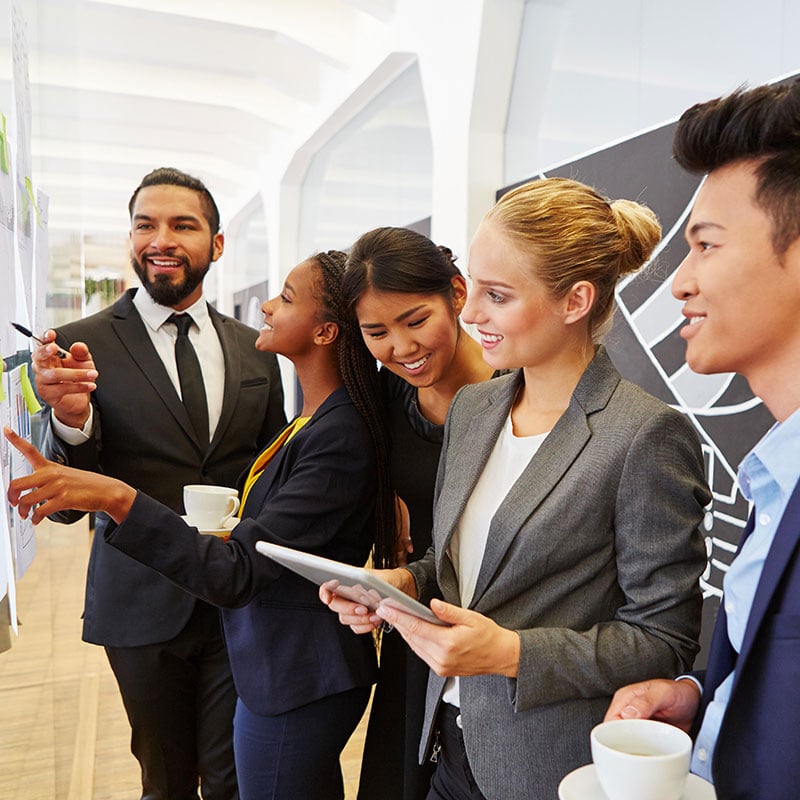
[181,515,240,536]
[558,764,716,800]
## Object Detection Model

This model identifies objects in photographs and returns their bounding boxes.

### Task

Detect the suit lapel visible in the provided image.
[434,376,517,602]
[240,388,347,516]
[470,401,592,608]
[468,347,621,609]
[109,290,203,453]
[735,479,800,674]
[208,309,242,458]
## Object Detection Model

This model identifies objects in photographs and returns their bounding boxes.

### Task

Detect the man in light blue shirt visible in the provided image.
[605,79,800,799]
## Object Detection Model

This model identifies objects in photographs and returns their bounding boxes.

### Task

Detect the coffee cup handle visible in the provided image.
[221,496,240,524]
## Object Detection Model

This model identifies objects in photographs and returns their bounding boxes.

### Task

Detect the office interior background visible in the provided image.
[0,0,799,797]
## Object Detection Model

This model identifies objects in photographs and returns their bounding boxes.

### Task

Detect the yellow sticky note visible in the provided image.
[0,359,6,402]
[19,364,42,414]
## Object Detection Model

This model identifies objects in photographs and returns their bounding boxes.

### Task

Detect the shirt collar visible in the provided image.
[132,286,211,333]
[739,406,800,500]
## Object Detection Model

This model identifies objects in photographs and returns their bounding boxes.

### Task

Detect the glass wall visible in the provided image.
[299,61,433,256]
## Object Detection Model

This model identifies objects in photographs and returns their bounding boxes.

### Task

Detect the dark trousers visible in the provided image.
[105,601,238,800]
[233,687,371,800]
[426,705,488,800]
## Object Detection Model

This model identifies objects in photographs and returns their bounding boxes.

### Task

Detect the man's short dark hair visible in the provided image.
[128,167,221,233]
[673,79,800,255]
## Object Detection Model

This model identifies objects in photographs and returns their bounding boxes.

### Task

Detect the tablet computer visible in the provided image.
[255,541,448,626]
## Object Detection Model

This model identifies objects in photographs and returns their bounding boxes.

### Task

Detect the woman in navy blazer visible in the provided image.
[7,251,396,800]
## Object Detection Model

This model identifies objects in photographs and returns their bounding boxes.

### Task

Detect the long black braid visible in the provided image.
[315,251,397,568]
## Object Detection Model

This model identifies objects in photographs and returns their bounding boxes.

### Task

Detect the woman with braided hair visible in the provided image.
[5,250,395,799]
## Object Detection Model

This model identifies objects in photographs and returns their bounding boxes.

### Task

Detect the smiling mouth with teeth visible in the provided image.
[688,317,706,325]
[402,355,429,370]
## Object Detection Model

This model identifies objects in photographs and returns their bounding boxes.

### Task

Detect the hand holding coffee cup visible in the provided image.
[183,484,240,530]
[591,719,692,800]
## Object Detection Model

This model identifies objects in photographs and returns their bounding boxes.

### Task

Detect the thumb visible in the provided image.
[68,341,93,364]
[429,598,470,625]
[3,426,48,469]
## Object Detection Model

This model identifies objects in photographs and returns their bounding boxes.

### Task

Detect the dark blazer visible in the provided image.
[406,347,710,800]
[45,288,286,647]
[694,478,800,799]
[103,386,379,716]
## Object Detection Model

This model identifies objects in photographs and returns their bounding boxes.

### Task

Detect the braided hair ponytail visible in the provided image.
[314,251,396,568]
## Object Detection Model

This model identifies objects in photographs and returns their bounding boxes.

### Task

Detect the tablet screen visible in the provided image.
[255,541,448,626]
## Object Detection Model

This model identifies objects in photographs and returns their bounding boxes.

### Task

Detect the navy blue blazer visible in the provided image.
[105,386,379,716]
[694,477,800,799]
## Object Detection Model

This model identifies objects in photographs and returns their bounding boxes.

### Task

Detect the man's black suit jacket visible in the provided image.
[45,288,286,647]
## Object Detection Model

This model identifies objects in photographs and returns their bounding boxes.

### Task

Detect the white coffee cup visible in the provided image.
[183,485,240,530]
[591,719,692,800]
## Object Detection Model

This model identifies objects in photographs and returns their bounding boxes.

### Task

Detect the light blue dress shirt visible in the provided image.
[691,407,800,782]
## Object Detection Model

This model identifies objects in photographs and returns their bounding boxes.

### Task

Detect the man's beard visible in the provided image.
[132,253,211,307]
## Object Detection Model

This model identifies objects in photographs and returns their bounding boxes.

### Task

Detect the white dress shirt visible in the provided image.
[52,287,225,445]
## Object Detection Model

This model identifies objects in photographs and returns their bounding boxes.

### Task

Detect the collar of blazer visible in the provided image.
[238,385,353,514]
[109,288,243,458]
[435,346,622,609]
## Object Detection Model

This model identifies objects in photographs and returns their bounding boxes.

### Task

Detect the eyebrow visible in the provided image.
[685,221,726,239]
[359,303,428,329]
[470,277,516,289]
[283,281,295,295]
[132,213,203,224]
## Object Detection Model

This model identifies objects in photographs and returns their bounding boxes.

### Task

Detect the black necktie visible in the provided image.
[167,313,209,450]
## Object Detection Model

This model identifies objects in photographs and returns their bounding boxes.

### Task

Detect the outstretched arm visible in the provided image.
[4,426,136,524]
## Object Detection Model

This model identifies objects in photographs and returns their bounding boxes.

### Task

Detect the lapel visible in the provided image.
[109,290,202,451]
[701,513,755,703]
[207,307,242,458]
[435,375,518,601]
[734,478,800,679]
[240,387,349,516]
[468,347,621,609]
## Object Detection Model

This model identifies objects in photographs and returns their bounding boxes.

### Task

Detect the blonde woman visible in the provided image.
[323,178,711,800]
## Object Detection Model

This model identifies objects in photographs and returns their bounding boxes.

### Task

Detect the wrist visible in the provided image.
[105,482,137,524]
[394,567,419,600]
[498,629,521,678]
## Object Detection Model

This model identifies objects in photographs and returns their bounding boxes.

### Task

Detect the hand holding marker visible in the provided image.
[11,322,68,359]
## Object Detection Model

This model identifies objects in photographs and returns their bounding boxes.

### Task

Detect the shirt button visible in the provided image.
[759,513,771,526]
[725,601,735,614]
[697,747,708,762]
[455,714,463,729]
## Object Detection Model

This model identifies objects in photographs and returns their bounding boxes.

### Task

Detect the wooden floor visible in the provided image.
[0,520,369,800]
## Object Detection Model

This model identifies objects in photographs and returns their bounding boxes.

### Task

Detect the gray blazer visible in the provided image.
[406,347,710,800]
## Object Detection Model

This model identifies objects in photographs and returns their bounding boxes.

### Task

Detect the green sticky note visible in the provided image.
[0,115,8,174]
[19,364,42,414]
[24,177,42,227]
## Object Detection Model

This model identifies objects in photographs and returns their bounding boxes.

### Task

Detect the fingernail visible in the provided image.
[620,706,641,719]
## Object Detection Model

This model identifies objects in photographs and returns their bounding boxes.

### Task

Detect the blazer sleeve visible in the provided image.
[512,407,709,711]
[104,403,377,608]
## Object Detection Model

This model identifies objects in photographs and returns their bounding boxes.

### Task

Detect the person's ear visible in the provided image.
[211,232,225,263]
[451,274,468,315]
[563,281,595,325]
[314,321,340,346]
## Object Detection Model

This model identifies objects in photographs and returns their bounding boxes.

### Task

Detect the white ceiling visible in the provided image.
[8,0,400,238]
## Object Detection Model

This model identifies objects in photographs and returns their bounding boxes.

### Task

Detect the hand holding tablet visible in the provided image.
[255,541,449,626]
